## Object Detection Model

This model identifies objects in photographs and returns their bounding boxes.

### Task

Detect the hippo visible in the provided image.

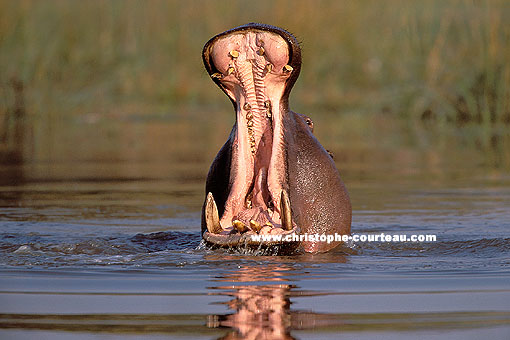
[201,23,351,253]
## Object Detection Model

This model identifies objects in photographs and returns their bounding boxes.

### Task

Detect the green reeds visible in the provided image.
[1,0,509,125]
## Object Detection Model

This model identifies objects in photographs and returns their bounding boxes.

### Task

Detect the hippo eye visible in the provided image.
[305,118,314,131]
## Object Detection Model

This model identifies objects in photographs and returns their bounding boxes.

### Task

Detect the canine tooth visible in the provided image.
[211,73,223,79]
[283,64,293,73]
[229,50,239,58]
[227,67,234,75]
[233,220,248,233]
[266,64,273,73]
[280,190,293,231]
[257,47,265,56]
[249,220,262,233]
[205,192,223,234]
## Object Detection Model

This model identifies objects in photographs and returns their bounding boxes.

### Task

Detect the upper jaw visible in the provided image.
[202,24,302,240]
[202,23,301,108]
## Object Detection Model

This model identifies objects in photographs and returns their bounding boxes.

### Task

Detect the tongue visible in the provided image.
[233,167,273,227]
[252,167,270,210]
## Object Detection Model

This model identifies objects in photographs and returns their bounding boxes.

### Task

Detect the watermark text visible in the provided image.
[250,233,437,244]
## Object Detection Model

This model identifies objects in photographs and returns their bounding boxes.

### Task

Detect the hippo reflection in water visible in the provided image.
[201,23,351,253]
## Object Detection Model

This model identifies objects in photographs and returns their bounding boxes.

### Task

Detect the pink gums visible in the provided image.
[210,31,292,229]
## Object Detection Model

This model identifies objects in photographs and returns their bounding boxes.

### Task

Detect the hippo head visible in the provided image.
[201,23,351,253]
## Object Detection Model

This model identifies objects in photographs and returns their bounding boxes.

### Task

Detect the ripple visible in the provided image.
[357,237,510,258]
[1,230,509,272]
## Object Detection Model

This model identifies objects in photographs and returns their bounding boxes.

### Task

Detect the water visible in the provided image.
[1,116,510,339]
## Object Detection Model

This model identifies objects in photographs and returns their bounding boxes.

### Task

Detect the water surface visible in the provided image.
[1,116,509,339]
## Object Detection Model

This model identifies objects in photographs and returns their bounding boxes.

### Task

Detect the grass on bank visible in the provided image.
[1,0,509,128]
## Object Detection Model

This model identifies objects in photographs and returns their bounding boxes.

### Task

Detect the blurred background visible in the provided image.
[2,3,510,337]
[1,0,509,191]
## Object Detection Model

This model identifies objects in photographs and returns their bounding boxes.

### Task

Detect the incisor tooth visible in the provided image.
[233,220,248,233]
[280,190,293,231]
[211,73,223,79]
[205,192,223,234]
[249,220,262,233]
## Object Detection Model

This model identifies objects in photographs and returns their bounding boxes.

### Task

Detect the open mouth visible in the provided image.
[201,24,301,248]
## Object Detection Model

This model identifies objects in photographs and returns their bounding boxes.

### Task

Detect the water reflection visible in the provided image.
[0,78,28,187]
[205,259,510,338]
[207,263,297,340]
[208,284,295,340]
[205,256,346,340]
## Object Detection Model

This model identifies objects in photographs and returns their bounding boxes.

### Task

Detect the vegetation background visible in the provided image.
[1,0,509,168]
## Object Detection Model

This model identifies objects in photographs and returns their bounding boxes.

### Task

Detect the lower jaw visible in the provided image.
[202,225,301,255]
[206,185,295,229]
[203,188,301,253]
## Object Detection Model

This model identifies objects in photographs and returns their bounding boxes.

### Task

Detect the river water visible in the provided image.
[1,115,509,339]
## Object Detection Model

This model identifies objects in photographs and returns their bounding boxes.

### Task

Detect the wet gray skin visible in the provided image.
[201,23,351,253]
